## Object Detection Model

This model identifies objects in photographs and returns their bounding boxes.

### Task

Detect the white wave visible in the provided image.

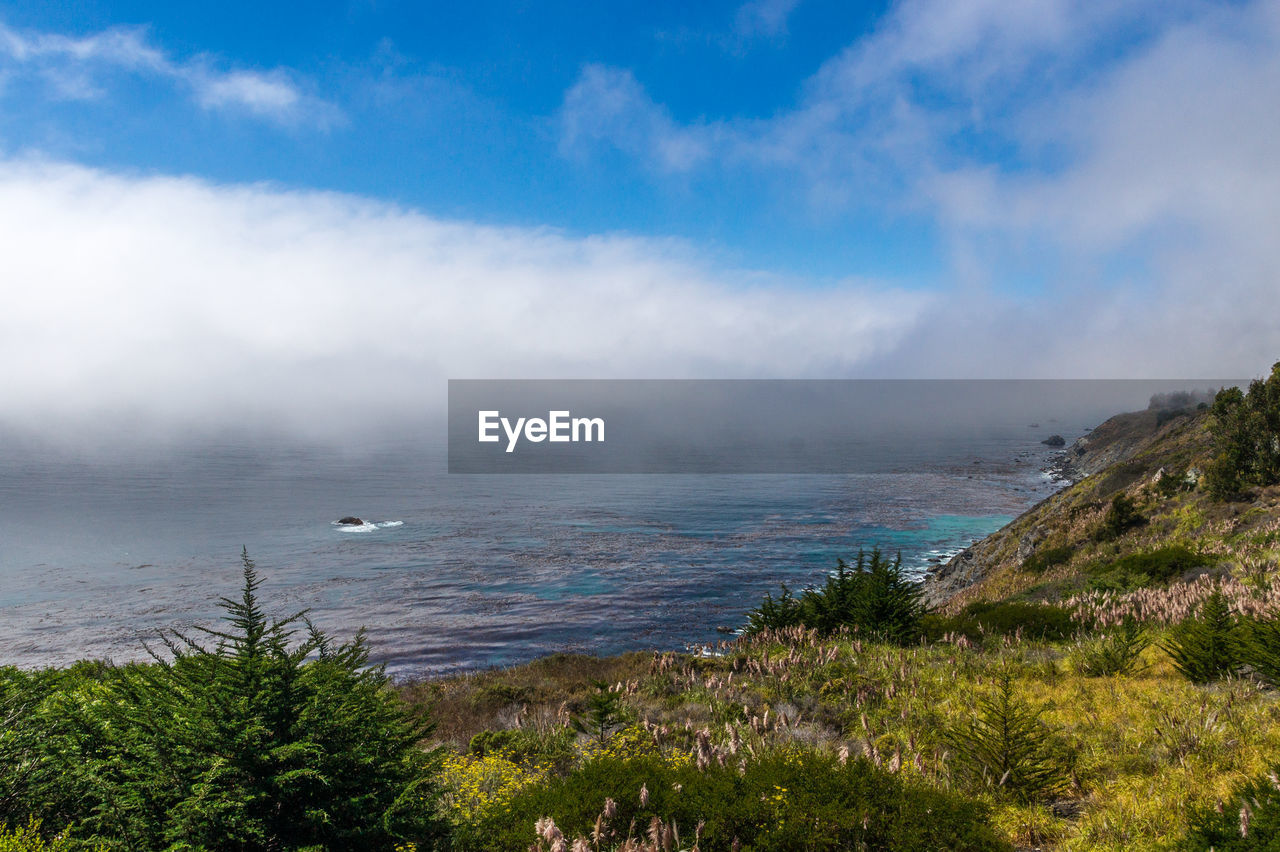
[331,519,403,532]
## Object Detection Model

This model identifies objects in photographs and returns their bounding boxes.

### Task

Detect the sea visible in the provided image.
[0,429,1078,678]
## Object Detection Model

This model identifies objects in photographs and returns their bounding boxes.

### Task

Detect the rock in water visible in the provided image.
[338,516,364,525]
[1041,435,1066,447]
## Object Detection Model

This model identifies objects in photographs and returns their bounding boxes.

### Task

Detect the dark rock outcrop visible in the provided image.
[1041,434,1066,447]
[337,516,364,525]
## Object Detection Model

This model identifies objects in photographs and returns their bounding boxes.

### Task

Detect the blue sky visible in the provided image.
[0,0,927,278]
[1,0,1278,443]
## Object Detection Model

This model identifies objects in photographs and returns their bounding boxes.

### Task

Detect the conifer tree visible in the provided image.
[946,669,1064,801]
[1164,591,1241,683]
[52,549,445,850]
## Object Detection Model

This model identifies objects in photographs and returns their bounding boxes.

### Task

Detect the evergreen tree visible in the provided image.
[49,550,445,850]
[1164,591,1242,684]
[945,669,1064,802]
[743,549,925,643]
[570,681,627,746]
[1241,613,1280,689]
[1206,363,1280,499]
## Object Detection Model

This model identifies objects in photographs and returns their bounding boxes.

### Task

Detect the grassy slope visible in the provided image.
[406,404,1280,851]
[408,634,1280,851]
[925,406,1280,614]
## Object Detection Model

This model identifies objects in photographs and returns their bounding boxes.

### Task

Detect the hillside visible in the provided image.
[923,400,1280,614]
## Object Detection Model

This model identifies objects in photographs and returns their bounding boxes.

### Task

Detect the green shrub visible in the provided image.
[1022,544,1074,574]
[929,601,1076,642]
[467,728,573,766]
[1156,468,1193,497]
[20,550,446,851]
[744,549,925,644]
[1094,494,1147,542]
[945,670,1068,802]
[456,747,1011,852]
[1086,545,1214,592]
[0,820,82,852]
[1164,591,1242,684]
[1180,764,1280,849]
[1072,620,1149,677]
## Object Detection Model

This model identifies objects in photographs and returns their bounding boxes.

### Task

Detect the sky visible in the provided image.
[1,0,1278,445]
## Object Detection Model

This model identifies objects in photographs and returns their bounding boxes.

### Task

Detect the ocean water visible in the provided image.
[0,430,1071,678]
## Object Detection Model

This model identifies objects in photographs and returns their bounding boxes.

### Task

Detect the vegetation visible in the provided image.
[744,549,924,643]
[1024,544,1075,574]
[928,600,1076,642]
[1094,494,1147,542]
[1206,362,1280,499]
[1181,764,1280,850]
[1164,591,1242,683]
[945,670,1067,802]
[460,748,1010,852]
[1071,620,1149,677]
[0,551,444,850]
[1084,545,1214,593]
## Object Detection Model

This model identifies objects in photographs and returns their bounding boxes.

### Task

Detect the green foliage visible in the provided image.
[1094,494,1147,542]
[1180,765,1280,850]
[744,549,925,644]
[5,550,445,851]
[570,681,628,746]
[1072,620,1149,677]
[1086,545,1214,592]
[467,728,573,766]
[743,584,802,633]
[457,747,1012,852]
[1206,364,1280,499]
[927,601,1076,642]
[1022,544,1074,574]
[945,670,1067,802]
[0,820,80,852]
[1241,614,1280,689]
[1156,468,1193,497]
[1164,591,1242,684]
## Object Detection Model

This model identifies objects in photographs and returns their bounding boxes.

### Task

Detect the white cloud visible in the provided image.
[557,0,1280,378]
[0,157,928,447]
[559,64,717,171]
[0,20,337,127]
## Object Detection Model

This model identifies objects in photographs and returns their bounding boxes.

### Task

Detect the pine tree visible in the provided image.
[571,681,627,746]
[946,669,1064,801]
[1164,591,1242,683]
[1242,613,1280,688]
[52,549,445,850]
[1207,363,1280,499]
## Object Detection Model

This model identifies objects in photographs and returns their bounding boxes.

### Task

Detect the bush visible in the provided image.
[945,670,1068,802]
[467,728,573,767]
[1022,544,1074,574]
[928,601,1076,642]
[14,550,446,850]
[744,549,925,644]
[1094,494,1147,542]
[456,748,1012,852]
[1072,620,1149,677]
[1086,545,1214,592]
[1164,591,1242,684]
